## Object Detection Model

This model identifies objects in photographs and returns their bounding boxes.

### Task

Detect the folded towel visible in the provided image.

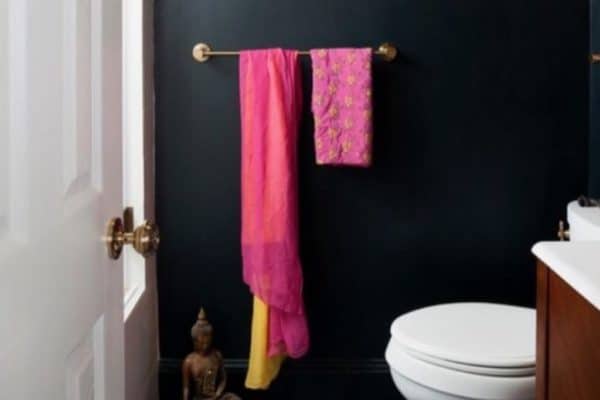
[310,48,373,166]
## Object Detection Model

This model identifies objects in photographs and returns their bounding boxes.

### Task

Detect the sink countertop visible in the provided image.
[532,241,600,311]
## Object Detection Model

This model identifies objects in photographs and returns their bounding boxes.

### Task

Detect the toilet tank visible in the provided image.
[567,201,600,241]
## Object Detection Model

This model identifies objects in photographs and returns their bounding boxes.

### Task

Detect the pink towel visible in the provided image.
[310,48,373,166]
[239,49,309,358]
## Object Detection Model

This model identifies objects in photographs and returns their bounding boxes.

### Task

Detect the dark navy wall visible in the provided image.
[155,1,589,398]
[591,0,600,196]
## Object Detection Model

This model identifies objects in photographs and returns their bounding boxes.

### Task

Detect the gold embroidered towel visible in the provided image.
[310,48,373,166]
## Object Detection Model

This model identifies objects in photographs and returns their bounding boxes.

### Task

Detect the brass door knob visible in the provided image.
[105,207,160,260]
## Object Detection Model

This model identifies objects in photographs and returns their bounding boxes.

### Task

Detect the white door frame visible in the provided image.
[123,1,159,399]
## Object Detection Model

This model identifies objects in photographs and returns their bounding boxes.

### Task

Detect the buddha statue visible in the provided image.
[182,309,241,400]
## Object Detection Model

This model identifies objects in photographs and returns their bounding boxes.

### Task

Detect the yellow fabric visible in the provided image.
[245,296,286,389]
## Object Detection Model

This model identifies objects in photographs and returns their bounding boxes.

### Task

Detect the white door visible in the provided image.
[0,0,126,399]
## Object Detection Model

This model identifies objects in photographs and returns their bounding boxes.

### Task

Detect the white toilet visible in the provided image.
[385,302,535,400]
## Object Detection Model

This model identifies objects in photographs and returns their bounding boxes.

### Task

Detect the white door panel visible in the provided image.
[0,0,7,234]
[0,0,125,399]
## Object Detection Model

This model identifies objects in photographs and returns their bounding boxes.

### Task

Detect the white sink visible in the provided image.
[567,201,600,241]
[532,200,600,311]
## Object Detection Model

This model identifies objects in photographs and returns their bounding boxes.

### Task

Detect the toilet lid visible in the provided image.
[390,303,535,368]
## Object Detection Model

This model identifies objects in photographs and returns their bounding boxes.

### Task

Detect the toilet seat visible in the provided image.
[385,303,536,400]
[403,346,536,377]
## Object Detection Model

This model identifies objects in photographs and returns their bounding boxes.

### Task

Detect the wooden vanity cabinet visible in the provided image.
[536,260,600,400]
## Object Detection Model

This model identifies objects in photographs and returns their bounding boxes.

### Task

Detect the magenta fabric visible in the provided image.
[310,48,373,166]
[239,49,309,358]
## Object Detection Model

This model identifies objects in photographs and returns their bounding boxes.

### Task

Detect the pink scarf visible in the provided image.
[239,49,309,358]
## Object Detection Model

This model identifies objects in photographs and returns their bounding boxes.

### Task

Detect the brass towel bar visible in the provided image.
[192,42,398,63]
